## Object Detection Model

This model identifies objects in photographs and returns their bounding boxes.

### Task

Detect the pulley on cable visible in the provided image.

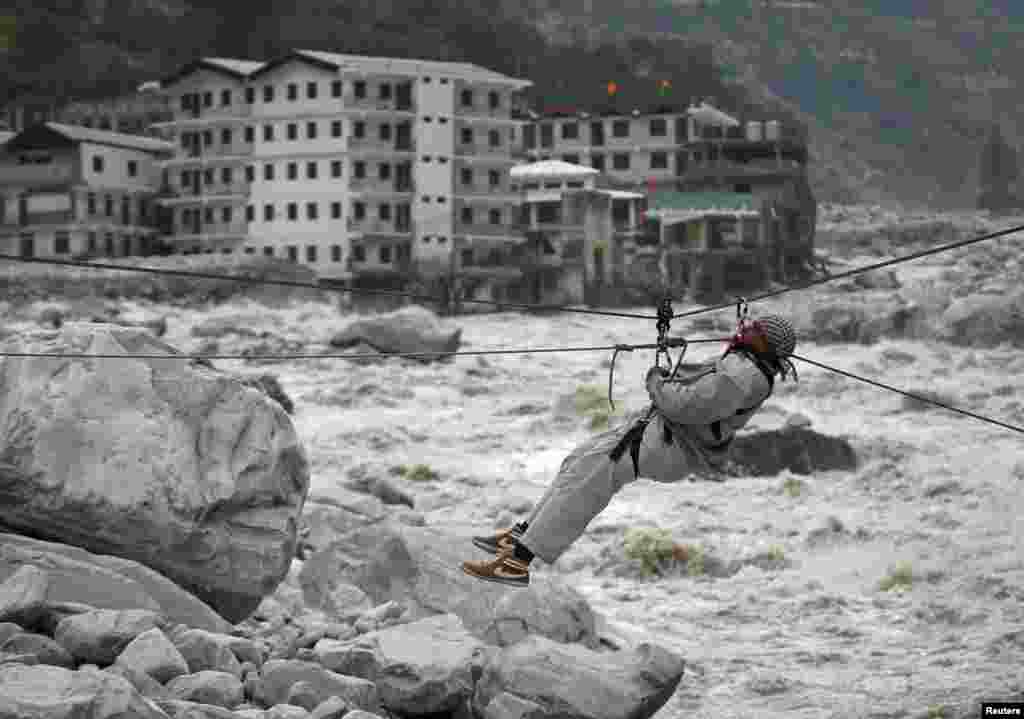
[607,296,689,412]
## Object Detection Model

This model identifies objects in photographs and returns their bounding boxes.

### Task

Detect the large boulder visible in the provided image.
[54,608,165,666]
[472,635,685,719]
[0,534,232,633]
[298,522,601,650]
[939,288,1024,348]
[314,613,487,715]
[329,306,462,362]
[0,663,171,719]
[0,324,310,623]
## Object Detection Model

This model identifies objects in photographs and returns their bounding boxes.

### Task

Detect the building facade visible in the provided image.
[0,122,174,260]
[150,51,532,283]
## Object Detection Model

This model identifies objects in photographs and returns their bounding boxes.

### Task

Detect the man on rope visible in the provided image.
[462,314,799,587]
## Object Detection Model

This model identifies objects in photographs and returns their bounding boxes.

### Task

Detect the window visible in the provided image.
[245,126,254,143]
[264,204,274,221]
[438,157,448,164]
[105,195,113,216]
[307,245,317,261]
[288,246,298,262]
[287,162,298,180]
[562,122,579,140]
[613,153,631,170]
[204,207,214,223]
[263,125,274,141]
[245,87,255,104]
[353,202,366,219]
[203,130,213,146]
[264,246,273,256]
[221,167,233,183]
[439,117,448,124]
[221,89,231,106]
[354,245,365,261]
[246,205,254,221]
[331,120,342,137]
[222,207,232,223]
[649,118,667,137]
[437,196,446,203]
[331,160,342,178]
[331,244,342,261]
[288,83,298,101]
[263,85,274,102]
[489,91,500,110]
[489,209,501,225]
[221,128,232,145]
[460,89,473,107]
[287,203,298,220]
[461,207,473,224]
[354,161,366,178]
[287,123,298,140]
[307,81,318,99]
[461,168,473,185]
[461,249,473,266]
[87,194,96,214]
[379,124,391,141]
[461,128,473,144]
[378,164,391,180]
[204,169,214,185]
[354,81,366,99]
[379,204,391,221]
[562,154,580,165]
[88,232,97,252]
[203,91,212,107]
[263,164,274,181]
[379,83,391,100]
[246,165,255,182]
[306,161,317,179]
[307,121,317,139]
[331,201,342,219]
[650,152,668,169]
[127,160,138,177]
[354,121,365,138]
[734,183,752,194]
[54,231,70,255]
[245,247,255,255]
[380,246,391,263]
[307,202,318,220]
[489,170,500,187]
[613,120,630,137]
[331,80,342,97]
[489,129,500,147]
[92,156,104,173]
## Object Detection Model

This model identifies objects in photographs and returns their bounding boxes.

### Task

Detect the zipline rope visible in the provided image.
[672,221,1024,319]
[0,253,657,320]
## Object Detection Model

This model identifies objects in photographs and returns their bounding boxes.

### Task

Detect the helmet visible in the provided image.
[751,315,797,358]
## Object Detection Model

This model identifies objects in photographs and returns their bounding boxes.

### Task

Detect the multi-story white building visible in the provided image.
[0,122,174,259]
[151,50,531,281]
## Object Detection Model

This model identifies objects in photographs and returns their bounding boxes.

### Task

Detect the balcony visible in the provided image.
[347,218,412,235]
[0,163,74,186]
[158,104,253,127]
[349,178,415,195]
[455,103,510,120]
[343,94,415,114]
[456,183,516,198]
[677,158,803,183]
[348,137,415,155]
[455,143,516,160]
[454,223,523,239]
[165,144,254,164]
[157,182,249,205]
[2,209,77,228]
[162,221,249,243]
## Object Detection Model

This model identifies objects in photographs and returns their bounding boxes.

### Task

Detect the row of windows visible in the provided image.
[189,120,500,147]
[16,231,151,258]
[89,155,140,177]
[553,117,671,140]
[176,244,406,265]
[235,200,506,226]
[183,81,501,110]
[85,193,148,221]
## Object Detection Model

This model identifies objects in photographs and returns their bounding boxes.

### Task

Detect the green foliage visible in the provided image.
[782,477,806,498]
[573,385,617,431]
[402,464,439,482]
[623,527,675,576]
[879,561,914,591]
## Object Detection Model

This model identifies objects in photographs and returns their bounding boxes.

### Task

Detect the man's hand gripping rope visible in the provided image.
[607,297,689,413]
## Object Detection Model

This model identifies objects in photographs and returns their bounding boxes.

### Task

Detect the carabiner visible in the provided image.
[607,343,634,412]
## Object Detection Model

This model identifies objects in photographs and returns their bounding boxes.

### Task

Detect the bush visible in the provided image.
[402,464,439,482]
[879,561,914,591]
[623,527,675,576]
[782,477,806,497]
[574,384,617,431]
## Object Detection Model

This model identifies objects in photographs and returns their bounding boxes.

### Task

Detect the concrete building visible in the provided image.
[58,88,173,137]
[500,159,645,305]
[150,50,532,286]
[0,122,175,259]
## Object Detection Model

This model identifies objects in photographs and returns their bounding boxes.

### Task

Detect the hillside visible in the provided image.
[523,0,1024,209]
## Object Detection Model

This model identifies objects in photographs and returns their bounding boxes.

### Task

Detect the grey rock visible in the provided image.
[116,627,190,684]
[55,608,165,666]
[258,659,381,713]
[0,631,74,668]
[0,663,170,719]
[165,670,245,709]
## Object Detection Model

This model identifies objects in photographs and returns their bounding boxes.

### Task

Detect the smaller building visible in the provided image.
[502,159,645,305]
[0,122,175,260]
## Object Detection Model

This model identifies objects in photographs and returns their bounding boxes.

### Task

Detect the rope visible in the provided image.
[0,254,657,320]
[671,222,1024,320]
[0,338,729,363]
[790,353,1024,435]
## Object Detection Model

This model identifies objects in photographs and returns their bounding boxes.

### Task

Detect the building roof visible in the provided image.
[3,122,175,154]
[602,189,644,200]
[0,131,14,147]
[645,191,761,222]
[295,50,532,88]
[160,57,264,87]
[686,102,740,127]
[510,160,599,180]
